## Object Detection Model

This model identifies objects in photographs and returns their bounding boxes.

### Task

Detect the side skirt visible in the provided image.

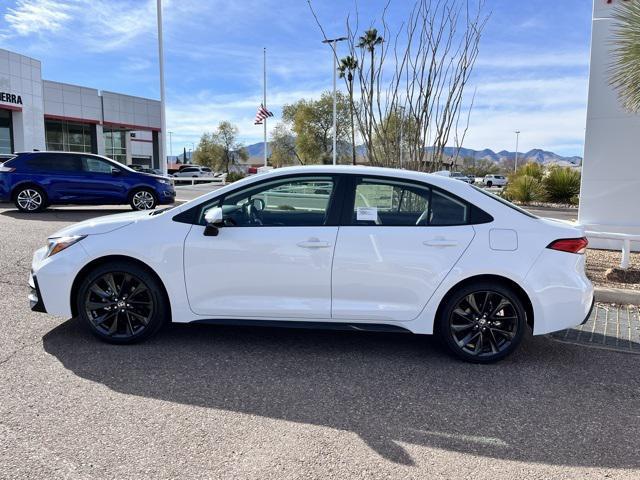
[190,318,413,334]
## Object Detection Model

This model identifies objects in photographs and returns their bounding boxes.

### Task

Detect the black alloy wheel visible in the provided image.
[437,282,527,363]
[77,262,168,344]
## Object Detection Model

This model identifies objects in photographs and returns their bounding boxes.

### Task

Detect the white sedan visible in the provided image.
[29,166,593,363]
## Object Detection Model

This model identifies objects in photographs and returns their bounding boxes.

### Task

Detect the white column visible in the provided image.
[579,0,640,251]
[156,0,167,174]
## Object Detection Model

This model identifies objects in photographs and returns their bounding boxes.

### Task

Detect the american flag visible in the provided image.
[254,104,274,125]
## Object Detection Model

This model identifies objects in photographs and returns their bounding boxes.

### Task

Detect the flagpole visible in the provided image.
[263,47,267,167]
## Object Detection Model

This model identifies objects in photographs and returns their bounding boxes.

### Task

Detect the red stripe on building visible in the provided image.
[44,114,100,124]
[0,104,23,112]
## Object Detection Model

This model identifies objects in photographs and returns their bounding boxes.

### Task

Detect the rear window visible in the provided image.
[24,154,81,172]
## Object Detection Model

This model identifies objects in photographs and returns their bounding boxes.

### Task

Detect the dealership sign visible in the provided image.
[0,92,22,105]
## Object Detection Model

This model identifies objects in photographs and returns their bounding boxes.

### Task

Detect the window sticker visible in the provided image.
[357,207,378,222]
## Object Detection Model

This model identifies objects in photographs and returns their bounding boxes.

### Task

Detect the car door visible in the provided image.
[79,155,128,203]
[183,175,340,319]
[331,176,476,322]
[22,153,83,202]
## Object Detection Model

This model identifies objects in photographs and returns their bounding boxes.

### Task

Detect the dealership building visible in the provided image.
[0,48,163,169]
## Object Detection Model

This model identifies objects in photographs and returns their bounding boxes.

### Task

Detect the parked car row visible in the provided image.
[435,170,508,188]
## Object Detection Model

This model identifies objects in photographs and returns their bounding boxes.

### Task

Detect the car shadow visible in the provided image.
[1,207,140,222]
[43,319,639,469]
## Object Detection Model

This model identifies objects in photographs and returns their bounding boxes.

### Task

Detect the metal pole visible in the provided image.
[169,131,173,157]
[322,37,347,166]
[514,130,520,172]
[263,47,267,167]
[399,106,405,169]
[156,0,167,174]
[332,48,337,165]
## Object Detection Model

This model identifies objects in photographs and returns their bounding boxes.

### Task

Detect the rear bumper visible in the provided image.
[581,297,596,326]
[524,249,594,335]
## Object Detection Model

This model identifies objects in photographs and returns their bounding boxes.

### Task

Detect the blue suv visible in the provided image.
[0,152,175,212]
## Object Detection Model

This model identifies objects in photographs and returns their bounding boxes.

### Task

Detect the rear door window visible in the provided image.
[25,154,81,173]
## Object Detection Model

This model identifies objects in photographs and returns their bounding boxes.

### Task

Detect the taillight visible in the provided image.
[547,237,588,254]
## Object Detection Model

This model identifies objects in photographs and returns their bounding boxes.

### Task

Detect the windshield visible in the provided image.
[471,185,538,219]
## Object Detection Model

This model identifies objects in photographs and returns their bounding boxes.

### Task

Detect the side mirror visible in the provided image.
[111,168,122,176]
[203,207,224,236]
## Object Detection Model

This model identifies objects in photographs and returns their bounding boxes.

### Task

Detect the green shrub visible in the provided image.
[503,174,544,203]
[226,172,245,183]
[510,161,543,182]
[543,167,581,203]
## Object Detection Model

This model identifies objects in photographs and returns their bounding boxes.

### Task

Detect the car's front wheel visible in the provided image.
[129,188,157,211]
[486,181,493,187]
[14,186,47,213]
[436,282,527,363]
[76,261,169,344]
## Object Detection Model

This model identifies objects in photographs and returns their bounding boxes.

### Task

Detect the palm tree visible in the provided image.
[610,1,640,112]
[338,55,359,165]
[357,28,383,162]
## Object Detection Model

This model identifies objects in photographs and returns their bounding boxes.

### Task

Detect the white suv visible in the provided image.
[483,174,507,187]
[173,166,214,178]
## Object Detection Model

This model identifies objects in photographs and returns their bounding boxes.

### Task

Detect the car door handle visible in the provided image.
[297,240,331,249]
[423,239,458,247]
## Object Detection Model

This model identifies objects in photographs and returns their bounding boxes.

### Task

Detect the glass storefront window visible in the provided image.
[45,120,92,153]
[0,110,13,155]
[103,128,127,164]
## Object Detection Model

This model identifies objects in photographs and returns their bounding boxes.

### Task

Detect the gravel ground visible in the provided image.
[1,205,639,479]
[586,249,640,291]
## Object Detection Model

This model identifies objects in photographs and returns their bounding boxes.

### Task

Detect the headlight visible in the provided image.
[157,178,172,185]
[45,235,86,258]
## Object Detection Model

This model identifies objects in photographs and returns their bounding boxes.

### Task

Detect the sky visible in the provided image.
[0,0,593,157]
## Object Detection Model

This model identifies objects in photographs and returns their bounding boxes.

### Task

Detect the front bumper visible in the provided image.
[28,271,47,313]
[159,187,176,204]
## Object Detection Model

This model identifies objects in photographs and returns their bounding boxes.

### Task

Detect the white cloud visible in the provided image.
[4,0,72,36]
[2,0,156,52]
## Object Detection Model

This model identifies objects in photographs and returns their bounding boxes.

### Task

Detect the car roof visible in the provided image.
[251,165,469,191]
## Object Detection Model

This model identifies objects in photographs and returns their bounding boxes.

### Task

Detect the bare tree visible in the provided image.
[309,0,488,172]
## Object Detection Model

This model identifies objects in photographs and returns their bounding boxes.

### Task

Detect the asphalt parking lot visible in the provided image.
[0,203,638,479]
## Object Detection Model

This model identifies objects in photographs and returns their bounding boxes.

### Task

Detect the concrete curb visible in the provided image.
[594,286,640,305]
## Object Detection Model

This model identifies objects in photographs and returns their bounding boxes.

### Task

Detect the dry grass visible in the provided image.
[585,248,640,291]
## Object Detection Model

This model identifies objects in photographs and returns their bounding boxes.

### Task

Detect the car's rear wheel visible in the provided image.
[436,282,527,363]
[129,188,157,211]
[76,261,169,344]
[14,186,47,213]
[486,181,493,187]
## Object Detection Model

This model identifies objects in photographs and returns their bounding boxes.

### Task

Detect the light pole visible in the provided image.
[514,130,520,172]
[398,106,405,169]
[322,36,347,165]
[156,0,167,174]
[168,131,173,157]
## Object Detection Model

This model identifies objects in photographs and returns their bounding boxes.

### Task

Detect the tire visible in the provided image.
[129,188,157,211]
[486,181,493,188]
[76,261,169,344]
[14,185,47,213]
[436,281,527,363]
